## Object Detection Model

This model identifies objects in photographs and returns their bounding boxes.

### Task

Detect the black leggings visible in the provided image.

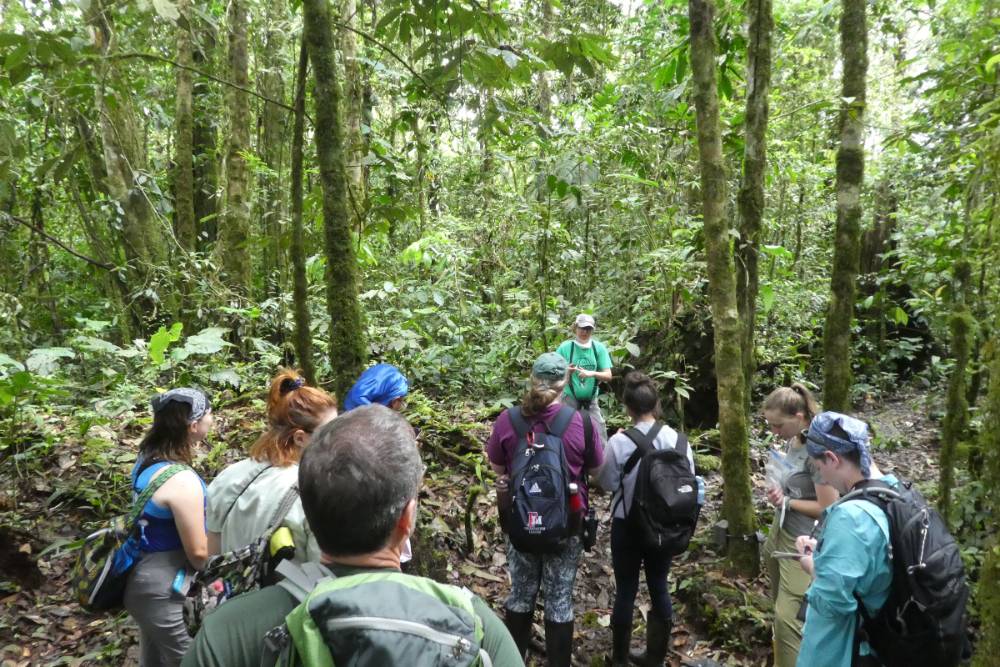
[610,518,674,626]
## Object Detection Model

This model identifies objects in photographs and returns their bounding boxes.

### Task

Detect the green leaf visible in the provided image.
[151,0,180,21]
[760,244,794,260]
[149,322,183,365]
[25,347,75,376]
[890,306,909,326]
[180,327,232,357]
[73,336,122,354]
[0,352,24,375]
[760,284,776,313]
[209,368,242,389]
[4,43,30,70]
[625,342,640,357]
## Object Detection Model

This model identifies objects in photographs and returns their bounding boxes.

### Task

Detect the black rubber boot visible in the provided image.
[607,622,632,667]
[643,613,670,667]
[504,609,534,659]
[544,619,574,667]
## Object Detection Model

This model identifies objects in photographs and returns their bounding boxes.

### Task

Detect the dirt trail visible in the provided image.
[0,388,945,666]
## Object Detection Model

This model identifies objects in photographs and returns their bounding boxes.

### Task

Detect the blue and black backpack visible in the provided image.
[504,405,581,554]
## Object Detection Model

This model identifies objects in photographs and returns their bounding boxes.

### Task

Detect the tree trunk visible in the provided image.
[688,0,758,575]
[192,20,219,244]
[289,42,316,386]
[341,0,366,233]
[302,0,367,397]
[973,345,1000,667]
[219,0,252,295]
[822,0,868,412]
[938,261,973,525]
[735,0,772,406]
[173,0,196,252]
[86,0,171,326]
[258,0,288,295]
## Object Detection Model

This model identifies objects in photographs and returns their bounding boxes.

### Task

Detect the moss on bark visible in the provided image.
[939,275,974,524]
[688,0,758,576]
[303,0,366,397]
[822,0,868,412]
[289,42,315,386]
[973,349,1000,666]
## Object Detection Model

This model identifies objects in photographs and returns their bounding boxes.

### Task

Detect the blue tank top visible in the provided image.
[130,459,207,553]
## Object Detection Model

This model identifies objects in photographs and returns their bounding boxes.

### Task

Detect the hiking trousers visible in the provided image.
[610,518,673,627]
[506,536,583,623]
[562,394,607,445]
[124,549,192,667]
[763,516,811,667]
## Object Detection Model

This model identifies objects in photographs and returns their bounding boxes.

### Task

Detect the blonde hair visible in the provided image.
[763,383,820,422]
[250,369,337,466]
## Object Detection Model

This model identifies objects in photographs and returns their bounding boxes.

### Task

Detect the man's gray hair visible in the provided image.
[299,404,422,556]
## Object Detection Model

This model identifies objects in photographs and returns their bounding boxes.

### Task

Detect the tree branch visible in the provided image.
[91,52,309,121]
[2,212,115,270]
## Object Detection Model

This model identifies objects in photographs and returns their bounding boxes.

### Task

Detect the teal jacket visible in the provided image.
[796,476,898,667]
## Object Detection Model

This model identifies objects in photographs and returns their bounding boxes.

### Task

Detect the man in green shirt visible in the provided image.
[181,405,523,667]
[555,313,612,444]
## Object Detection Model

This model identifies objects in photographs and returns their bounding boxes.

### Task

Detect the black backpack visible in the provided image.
[616,423,700,557]
[840,479,969,667]
[505,405,586,554]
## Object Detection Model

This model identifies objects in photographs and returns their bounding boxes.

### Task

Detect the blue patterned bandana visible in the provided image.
[151,388,210,423]
[805,411,872,478]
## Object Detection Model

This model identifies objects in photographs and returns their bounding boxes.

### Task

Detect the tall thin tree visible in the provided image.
[822,0,868,412]
[173,0,196,252]
[302,0,367,397]
[289,42,316,386]
[688,0,758,575]
[735,0,773,403]
[341,0,366,233]
[219,0,252,295]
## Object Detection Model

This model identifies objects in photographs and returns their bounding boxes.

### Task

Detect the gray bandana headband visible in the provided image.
[151,388,210,424]
[805,411,872,478]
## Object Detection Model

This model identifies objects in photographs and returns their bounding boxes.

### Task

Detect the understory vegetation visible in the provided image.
[1,0,998,663]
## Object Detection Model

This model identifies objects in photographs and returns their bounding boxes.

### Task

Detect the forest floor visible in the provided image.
[0,386,944,666]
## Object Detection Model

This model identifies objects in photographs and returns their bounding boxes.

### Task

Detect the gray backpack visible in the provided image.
[262,560,493,666]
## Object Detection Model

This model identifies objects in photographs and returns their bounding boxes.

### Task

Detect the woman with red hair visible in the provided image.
[206,370,337,562]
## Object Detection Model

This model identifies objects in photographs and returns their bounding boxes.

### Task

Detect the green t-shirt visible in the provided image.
[556,339,612,401]
[180,564,524,667]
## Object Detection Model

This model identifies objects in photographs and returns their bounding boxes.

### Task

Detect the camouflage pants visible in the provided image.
[505,536,583,623]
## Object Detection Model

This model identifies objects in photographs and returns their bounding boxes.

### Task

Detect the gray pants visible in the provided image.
[562,394,607,445]
[123,550,191,667]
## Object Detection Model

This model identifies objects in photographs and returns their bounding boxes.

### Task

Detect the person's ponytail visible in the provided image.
[250,369,337,466]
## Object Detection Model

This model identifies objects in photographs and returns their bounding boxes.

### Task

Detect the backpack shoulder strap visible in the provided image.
[275,559,334,603]
[580,411,594,468]
[622,422,663,476]
[547,405,576,438]
[128,463,189,526]
[674,432,689,459]
[220,463,274,529]
[265,484,300,533]
[507,407,530,438]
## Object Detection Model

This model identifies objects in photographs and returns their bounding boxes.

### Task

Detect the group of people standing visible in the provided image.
[116,309,908,667]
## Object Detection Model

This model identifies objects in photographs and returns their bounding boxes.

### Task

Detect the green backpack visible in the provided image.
[263,561,492,667]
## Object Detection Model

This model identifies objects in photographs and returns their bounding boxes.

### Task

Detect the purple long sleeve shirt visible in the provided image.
[486,402,604,508]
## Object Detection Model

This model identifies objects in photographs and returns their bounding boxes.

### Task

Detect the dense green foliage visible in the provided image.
[0,0,998,655]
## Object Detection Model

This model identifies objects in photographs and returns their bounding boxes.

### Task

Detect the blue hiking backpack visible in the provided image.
[504,405,579,554]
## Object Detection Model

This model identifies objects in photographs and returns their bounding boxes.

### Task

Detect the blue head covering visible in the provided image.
[343,364,409,412]
[805,411,872,478]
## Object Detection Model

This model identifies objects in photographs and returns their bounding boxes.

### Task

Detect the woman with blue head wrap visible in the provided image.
[793,411,898,667]
[342,364,409,412]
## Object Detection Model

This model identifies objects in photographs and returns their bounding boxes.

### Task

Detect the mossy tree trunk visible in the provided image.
[289,42,316,386]
[735,0,772,406]
[938,261,974,525]
[192,20,219,244]
[173,0,196,253]
[219,0,252,296]
[258,0,288,296]
[688,0,758,576]
[341,0,366,234]
[973,346,1000,667]
[86,0,172,328]
[822,0,868,412]
[303,0,367,397]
